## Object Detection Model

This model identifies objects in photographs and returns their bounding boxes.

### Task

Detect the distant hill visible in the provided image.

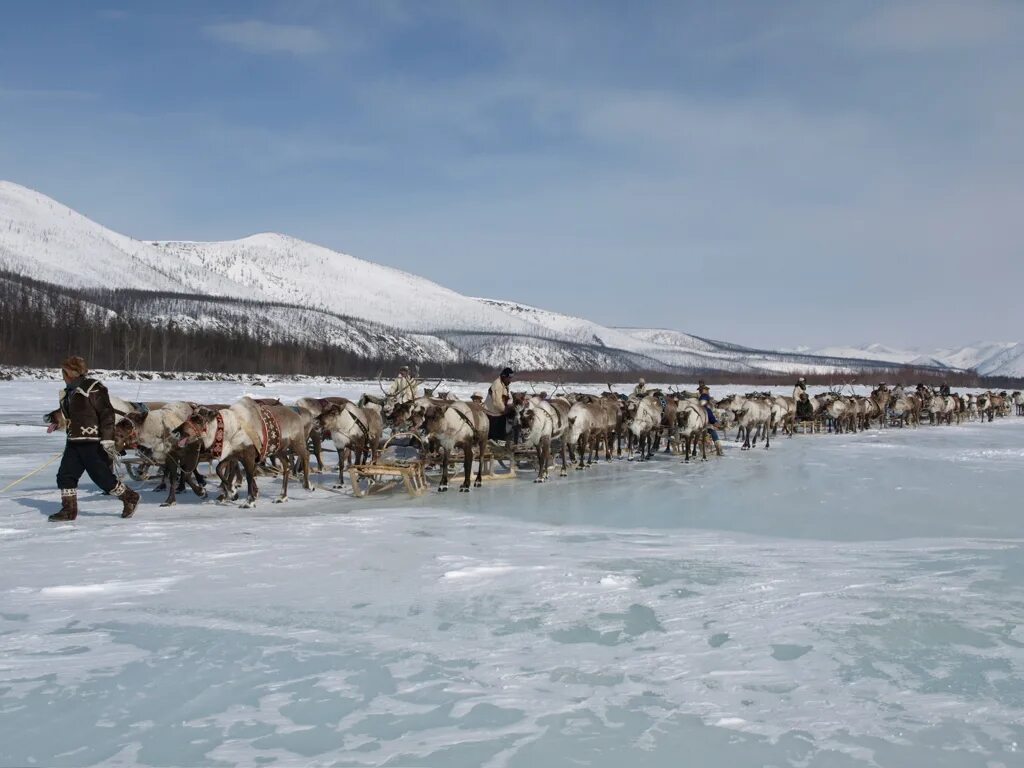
[2,180,1018,380]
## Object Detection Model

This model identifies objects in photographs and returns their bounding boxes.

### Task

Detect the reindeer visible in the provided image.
[567,396,609,469]
[718,394,772,449]
[316,400,383,489]
[46,394,166,434]
[518,395,572,481]
[769,394,796,437]
[676,399,710,461]
[924,392,957,425]
[623,394,663,461]
[113,401,228,507]
[173,398,312,507]
[888,386,921,428]
[817,392,857,434]
[1013,391,1024,416]
[868,385,892,429]
[294,396,349,471]
[419,400,488,492]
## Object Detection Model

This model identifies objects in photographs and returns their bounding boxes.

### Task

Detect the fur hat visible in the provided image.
[61,356,88,378]
[471,391,484,401]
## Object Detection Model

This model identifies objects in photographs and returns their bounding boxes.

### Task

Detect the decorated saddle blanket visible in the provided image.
[257,404,283,460]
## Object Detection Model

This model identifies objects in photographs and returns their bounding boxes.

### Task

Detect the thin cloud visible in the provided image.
[203,20,327,55]
[847,0,1022,52]
[0,87,96,101]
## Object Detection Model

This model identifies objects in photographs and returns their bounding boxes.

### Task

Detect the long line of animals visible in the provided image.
[45,380,1024,506]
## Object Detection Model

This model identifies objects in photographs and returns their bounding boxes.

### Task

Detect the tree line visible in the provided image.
[0,270,1019,388]
[0,271,490,379]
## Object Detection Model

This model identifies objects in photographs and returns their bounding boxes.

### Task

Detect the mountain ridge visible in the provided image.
[2,180,1018,378]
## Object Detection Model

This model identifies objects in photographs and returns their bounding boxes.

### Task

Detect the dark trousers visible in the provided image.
[57,442,118,493]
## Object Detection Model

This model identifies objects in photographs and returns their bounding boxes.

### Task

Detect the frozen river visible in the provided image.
[1,379,1023,767]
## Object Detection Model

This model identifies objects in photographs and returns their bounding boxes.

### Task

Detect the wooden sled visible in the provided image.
[479,440,518,481]
[425,440,521,482]
[349,433,428,498]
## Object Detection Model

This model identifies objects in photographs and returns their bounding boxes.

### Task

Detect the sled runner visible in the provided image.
[349,433,428,498]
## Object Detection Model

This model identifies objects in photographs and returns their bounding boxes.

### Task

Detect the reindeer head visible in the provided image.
[422,404,447,433]
[316,402,345,431]
[518,403,536,431]
[114,412,146,452]
[172,407,218,448]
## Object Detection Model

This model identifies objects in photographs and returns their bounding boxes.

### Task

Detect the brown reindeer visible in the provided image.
[316,400,383,489]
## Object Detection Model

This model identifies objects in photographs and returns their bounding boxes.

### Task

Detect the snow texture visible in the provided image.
[1,378,1023,767]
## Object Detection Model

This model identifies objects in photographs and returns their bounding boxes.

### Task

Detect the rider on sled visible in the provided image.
[698,384,724,457]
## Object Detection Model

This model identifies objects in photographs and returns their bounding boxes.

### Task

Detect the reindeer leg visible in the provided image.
[559,440,568,477]
[438,447,449,492]
[240,451,259,508]
[301,444,312,491]
[274,449,290,503]
[179,445,206,499]
[333,446,346,489]
[461,442,473,491]
[473,437,484,489]
[311,432,325,472]
[162,460,179,507]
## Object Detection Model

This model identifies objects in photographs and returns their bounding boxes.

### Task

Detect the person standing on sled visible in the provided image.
[48,356,139,522]
[793,376,808,401]
[698,384,724,456]
[484,367,517,445]
[388,365,417,404]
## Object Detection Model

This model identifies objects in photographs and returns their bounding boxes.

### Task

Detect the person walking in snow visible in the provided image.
[633,377,647,397]
[48,356,139,522]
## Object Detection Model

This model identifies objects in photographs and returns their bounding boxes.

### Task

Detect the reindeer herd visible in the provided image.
[47,381,1024,506]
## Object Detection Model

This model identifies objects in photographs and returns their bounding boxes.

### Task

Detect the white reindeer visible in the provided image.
[518,395,572,481]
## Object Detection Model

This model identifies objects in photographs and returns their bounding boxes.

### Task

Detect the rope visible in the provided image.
[0,451,63,495]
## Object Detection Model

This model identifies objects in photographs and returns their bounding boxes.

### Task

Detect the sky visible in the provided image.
[1,0,1022,350]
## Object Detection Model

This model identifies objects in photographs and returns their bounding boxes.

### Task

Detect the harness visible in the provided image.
[256,404,282,460]
[340,403,370,442]
[210,412,226,459]
[181,411,227,459]
[118,417,140,449]
[451,404,479,431]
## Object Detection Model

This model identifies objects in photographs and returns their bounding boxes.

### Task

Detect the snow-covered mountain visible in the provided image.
[810,341,1024,379]
[2,180,1020,378]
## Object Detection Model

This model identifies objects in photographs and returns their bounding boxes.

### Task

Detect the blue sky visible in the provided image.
[2,0,1022,349]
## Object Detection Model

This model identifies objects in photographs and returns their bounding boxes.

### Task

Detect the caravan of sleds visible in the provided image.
[46,378,1024,506]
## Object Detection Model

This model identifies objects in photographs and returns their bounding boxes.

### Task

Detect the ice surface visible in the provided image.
[1,380,1023,767]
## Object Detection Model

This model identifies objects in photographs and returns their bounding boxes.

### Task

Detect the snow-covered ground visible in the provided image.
[2,380,1023,767]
